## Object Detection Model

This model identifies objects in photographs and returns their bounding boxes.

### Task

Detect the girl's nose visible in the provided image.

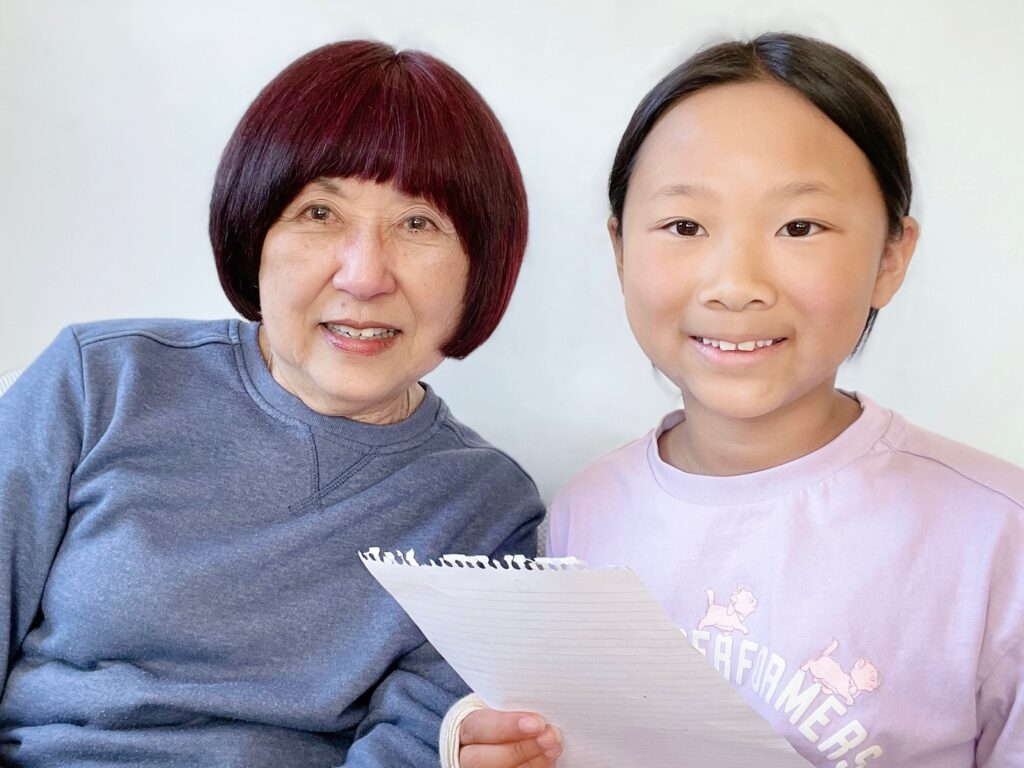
[330,232,397,300]
[697,236,777,311]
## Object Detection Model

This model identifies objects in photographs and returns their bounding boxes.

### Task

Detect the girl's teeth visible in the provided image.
[700,337,776,352]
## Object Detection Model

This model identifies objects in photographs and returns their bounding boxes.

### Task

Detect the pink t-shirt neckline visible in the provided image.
[646,391,895,506]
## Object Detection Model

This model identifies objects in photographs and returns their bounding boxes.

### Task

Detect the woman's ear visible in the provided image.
[608,216,624,287]
[871,215,919,309]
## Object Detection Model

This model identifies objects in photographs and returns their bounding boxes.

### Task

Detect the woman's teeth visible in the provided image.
[700,337,776,352]
[325,323,398,340]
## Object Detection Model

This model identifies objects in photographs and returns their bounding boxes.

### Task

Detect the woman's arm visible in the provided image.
[342,638,475,766]
[0,327,85,695]
[345,459,548,766]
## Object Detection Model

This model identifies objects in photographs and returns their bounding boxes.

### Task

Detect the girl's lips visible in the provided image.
[319,323,401,356]
[689,335,786,364]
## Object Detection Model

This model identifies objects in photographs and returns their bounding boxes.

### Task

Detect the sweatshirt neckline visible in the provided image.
[646,392,892,506]
[235,320,444,447]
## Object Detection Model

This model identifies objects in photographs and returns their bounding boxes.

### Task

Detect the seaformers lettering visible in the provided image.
[681,585,885,768]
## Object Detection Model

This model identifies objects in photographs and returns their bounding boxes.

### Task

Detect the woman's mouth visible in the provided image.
[324,322,399,340]
[320,322,401,356]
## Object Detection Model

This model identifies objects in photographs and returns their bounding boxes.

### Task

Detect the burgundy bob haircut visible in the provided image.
[210,41,528,358]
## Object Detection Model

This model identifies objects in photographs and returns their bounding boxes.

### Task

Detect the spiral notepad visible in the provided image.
[360,549,809,767]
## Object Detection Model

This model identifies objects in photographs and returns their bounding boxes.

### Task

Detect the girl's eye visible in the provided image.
[406,215,435,232]
[779,220,822,237]
[306,205,332,222]
[668,219,706,237]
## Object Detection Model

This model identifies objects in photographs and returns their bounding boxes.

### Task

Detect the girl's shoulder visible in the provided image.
[555,429,656,503]
[878,403,1024,513]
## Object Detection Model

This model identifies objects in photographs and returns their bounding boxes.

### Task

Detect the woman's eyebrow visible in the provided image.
[310,177,344,195]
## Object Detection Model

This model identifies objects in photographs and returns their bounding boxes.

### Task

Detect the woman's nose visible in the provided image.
[696,236,777,311]
[330,232,397,300]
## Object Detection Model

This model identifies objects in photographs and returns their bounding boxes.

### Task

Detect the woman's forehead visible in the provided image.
[297,177,438,207]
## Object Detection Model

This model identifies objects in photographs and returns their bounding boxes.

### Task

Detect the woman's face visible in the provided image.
[258,178,468,419]
[613,81,917,422]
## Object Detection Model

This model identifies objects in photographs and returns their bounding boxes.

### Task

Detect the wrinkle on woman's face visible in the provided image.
[258,177,468,420]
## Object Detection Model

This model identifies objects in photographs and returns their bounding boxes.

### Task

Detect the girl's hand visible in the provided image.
[459,707,562,768]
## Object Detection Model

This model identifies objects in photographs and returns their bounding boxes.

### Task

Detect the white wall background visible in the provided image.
[2,0,1021,500]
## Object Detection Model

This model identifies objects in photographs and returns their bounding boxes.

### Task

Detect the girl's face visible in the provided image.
[613,81,917,422]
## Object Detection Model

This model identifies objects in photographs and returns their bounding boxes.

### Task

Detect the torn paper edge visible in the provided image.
[360,547,589,571]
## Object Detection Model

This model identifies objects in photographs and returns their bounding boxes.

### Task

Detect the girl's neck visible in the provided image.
[659,384,862,477]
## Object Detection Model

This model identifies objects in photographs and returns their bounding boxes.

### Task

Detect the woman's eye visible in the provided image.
[406,215,435,232]
[669,219,705,237]
[779,220,822,237]
[306,205,332,222]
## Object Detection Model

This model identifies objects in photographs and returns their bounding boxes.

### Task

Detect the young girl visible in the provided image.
[446,32,1023,768]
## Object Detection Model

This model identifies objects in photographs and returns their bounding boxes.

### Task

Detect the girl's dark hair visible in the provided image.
[608,33,912,351]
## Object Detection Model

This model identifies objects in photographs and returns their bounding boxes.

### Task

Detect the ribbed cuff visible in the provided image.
[440,693,487,768]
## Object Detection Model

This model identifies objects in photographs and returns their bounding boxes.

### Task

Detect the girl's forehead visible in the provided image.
[631,81,878,200]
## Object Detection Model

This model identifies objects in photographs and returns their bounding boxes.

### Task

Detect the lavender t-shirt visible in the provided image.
[548,394,1023,768]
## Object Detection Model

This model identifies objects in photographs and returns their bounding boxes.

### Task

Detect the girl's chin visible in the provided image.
[678,385,789,421]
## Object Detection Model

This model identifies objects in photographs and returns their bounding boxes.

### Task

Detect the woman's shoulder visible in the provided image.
[70,318,238,351]
[430,399,541,497]
[877,401,1024,512]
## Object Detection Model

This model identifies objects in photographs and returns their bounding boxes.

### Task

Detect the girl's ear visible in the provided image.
[608,216,625,288]
[871,215,919,310]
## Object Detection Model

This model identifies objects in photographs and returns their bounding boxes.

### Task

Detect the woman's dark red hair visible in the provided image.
[209,40,528,358]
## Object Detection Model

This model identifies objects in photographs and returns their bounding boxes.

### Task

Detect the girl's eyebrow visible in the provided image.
[769,181,843,199]
[654,181,843,201]
[654,183,719,199]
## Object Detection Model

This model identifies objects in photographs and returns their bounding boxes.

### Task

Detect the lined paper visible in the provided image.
[361,550,810,767]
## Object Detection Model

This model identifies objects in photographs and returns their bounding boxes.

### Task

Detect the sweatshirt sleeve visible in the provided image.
[0,327,85,694]
[342,638,473,767]
[344,466,544,767]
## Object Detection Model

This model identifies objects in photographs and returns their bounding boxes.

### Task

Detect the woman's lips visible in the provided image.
[319,322,401,356]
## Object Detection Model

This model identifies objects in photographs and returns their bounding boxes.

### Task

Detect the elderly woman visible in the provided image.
[0,41,542,767]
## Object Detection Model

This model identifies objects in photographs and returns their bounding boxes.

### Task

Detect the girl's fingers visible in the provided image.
[460,707,546,745]
[459,729,563,768]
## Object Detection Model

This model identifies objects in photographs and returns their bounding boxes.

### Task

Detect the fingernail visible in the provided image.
[518,715,544,734]
[545,745,563,759]
[537,727,561,749]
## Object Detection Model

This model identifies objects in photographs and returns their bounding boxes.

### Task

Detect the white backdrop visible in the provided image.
[2,0,1022,500]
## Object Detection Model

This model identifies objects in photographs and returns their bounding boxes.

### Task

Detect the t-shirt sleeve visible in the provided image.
[545,490,570,558]
[0,327,84,693]
[976,639,1024,767]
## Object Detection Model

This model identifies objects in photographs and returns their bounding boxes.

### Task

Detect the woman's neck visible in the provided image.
[659,384,862,477]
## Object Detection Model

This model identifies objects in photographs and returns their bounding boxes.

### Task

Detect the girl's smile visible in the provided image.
[689,334,787,366]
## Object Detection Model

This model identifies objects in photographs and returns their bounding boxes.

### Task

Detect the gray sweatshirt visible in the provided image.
[0,319,544,767]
